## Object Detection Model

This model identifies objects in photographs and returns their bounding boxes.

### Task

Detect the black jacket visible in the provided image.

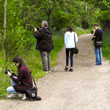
[92,28,103,48]
[34,27,54,52]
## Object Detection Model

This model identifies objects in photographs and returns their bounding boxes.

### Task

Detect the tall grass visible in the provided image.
[102,30,110,60]
[75,27,90,35]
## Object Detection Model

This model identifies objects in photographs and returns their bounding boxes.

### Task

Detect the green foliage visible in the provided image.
[50,9,72,31]
[0,33,2,50]
[6,25,34,58]
[2,0,108,60]
[0,0,4,50]
[85,0,110,29]
[102,31,110,60]
[75,27,90,35]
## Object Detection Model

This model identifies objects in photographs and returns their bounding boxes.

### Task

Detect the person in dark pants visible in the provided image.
[34,20,54,72]
[92,24,103,65]
[64,26,78,72]
[7,56,33,100]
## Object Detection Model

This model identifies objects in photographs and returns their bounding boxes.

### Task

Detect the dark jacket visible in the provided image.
[92,28,103,48]
[34,27,54,52]
[10,66,33,93]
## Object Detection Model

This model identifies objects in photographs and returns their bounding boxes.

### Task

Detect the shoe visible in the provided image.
[35,96,41,101]
[42,70,48,73]
[18,93,23,98]
[69,68,73,72]
[95,64,101,66]
[7,94,18,99]
[48,70,51,73]
[65,67,68,71]
[22,94,27,100]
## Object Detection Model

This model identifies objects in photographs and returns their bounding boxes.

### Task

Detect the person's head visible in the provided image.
[94,24,99,30]
[67,26,74,32]
[41,20,48,28]
[12,56,26,70]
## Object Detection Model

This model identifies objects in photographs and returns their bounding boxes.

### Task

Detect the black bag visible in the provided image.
[73,33,79,54]
[73,48,79,54]
[26,87,37,99]
[26,73,41,100]
[96,41,103,47]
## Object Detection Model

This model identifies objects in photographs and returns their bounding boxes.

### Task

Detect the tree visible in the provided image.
[84,0,110,29]
[3,0,7,61]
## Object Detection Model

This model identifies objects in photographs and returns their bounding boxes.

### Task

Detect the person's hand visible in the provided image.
[34,28,37,32]
[92,36,96,40]
[8,71,12,77]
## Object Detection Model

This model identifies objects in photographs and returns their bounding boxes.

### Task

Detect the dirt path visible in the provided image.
[0,34,110,110]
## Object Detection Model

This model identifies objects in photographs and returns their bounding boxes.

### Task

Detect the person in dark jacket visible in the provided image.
[34,20,54,72]
[7,56,33,100]
[92,24,103,65]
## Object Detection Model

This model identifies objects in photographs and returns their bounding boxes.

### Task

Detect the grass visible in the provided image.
[75,27,91,35]
[102,30,110,60]
[0,27,90,99]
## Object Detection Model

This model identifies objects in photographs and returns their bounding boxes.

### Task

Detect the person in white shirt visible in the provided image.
[64,26,78,71]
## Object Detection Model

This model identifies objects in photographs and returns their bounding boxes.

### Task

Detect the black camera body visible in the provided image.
[91,30,94,34]
[37,27,40,31]
[4,69,11,74]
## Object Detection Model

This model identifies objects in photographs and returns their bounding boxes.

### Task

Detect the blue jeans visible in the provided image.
[94,47,102,65]
[7,76,18,94]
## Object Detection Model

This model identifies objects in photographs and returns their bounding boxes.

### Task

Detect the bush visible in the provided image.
[102,30,110,60]
[0,32,2,50]
[5,25,34,59]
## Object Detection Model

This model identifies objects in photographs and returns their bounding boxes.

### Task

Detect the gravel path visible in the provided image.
[0,34,110,110]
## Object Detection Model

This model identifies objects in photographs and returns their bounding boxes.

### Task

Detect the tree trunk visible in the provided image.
[82,2,89,29]
[3,0,7,61]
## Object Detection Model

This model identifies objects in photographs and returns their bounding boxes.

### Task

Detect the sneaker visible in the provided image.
[95,64,101,66]
[42,70,48,73]
[65,67,68,71]
[69,68,73,72]
[22,94,27,100]
[7,94,18,99]
[18,93,23,98]
[48,70,51,73]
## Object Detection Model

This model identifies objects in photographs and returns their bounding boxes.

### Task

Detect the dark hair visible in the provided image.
[67,26,74,32]
[94,24,99,27]
[12,56,26,70]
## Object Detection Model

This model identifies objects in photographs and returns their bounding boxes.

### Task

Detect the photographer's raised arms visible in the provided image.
[34,20,54,73]
[6,56,41,100]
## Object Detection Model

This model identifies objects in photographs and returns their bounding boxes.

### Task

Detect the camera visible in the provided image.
[91,30,94,34]
[34,27,40,32]
[37,27,40,31]
[4,69,11,74]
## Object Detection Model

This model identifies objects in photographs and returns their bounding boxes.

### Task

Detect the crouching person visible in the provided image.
[7,56,33,100]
